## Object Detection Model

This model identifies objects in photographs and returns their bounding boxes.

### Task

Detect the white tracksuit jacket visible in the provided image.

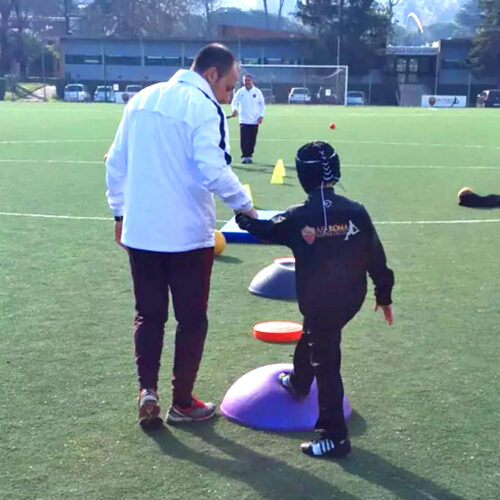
[231,86,265,125]
[105,70,253,252]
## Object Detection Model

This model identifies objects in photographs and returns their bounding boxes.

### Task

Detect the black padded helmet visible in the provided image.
[295,141,340,193]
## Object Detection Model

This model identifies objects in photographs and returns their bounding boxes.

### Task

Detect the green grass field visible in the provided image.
[1,102,499,499]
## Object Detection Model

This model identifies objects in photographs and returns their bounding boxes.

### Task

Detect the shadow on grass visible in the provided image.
[214,255,242,264]
[233,164,273,174]
[148,419,360,499]
[147,409,463,500]
[339,447,465,500]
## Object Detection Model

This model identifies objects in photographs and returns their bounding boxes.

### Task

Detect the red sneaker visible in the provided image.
[166,396,216,424]
[138,388,162,429]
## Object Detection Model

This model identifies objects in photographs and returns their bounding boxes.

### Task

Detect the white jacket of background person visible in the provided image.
[105,70,253,252]
[230,85,265,125]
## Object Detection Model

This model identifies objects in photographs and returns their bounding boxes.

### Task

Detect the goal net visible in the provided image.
[240,64,349,105]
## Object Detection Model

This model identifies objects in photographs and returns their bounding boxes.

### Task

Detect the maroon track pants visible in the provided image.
[128,246,214,407]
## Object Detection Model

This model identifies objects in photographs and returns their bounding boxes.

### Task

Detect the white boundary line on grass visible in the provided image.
[0,159,497,170]
[1,138,500,150]
[0,211,499,225]
[258,138,500,150]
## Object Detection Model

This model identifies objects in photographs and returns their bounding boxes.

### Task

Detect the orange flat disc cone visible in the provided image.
[253,321,302,343]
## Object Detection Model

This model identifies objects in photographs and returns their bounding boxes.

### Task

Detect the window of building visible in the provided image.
[442,58,468,69]
[65,55,102,65]
[396,58,407,73]
[241,57,260,65]
[105,55,141,66]
[409,58,418,73]
[145,56,163,66]
[164,57,182,66]
[265,57,283,64]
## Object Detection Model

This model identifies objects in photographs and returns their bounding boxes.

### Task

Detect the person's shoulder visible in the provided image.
[333,193,368,213]
[284,200,307,216]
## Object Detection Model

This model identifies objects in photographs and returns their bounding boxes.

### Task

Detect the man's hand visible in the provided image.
[114,220,125,248]
[374,302,393,325]
[242,207,258,219]
[257,117,263,125]
[227,111,237,119]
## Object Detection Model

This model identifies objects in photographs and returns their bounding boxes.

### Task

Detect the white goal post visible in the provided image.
[240,64,349,105]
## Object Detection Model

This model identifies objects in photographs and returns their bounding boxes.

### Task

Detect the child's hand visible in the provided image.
[374,302,393,325]
[235,212,252,230]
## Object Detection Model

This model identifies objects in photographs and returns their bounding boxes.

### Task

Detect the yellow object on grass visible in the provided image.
[214,230,227,256]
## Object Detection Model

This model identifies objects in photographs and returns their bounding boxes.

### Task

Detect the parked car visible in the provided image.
[94,85,115,103]
[63,83,91,102]
[316,87,338,104]
[476,89,500,108]
[346,90,366,106]
[288,87,311,104]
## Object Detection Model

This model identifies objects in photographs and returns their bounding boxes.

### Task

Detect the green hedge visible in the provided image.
[0,78,5,101]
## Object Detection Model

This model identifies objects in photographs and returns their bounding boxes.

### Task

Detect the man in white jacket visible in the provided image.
[106,43,257,429]
[229,74,265,164]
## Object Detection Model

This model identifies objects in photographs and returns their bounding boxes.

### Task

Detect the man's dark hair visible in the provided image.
[192,43,236,77]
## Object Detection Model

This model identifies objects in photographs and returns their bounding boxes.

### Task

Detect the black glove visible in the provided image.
[235,212,253,231]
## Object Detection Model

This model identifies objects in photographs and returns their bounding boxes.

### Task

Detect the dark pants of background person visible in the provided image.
[460,192,500,208]
[240,124,259,158]
[128,246,214,408]
[290,300,364,441]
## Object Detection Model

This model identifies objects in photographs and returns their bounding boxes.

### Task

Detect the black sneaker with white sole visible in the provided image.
[278,372,307,398]
[301,437,351,458]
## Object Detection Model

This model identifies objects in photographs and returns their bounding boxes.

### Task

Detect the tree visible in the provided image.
[296,0,392,72]
[455,0,482,36]
[262,0,269,29]
[470,0,500,75]
[82,0,199,37]
[200,0,220,35]
[0,0,14,73]
[0,0,63,77]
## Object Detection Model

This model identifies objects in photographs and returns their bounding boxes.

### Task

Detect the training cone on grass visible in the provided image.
[243,183,253,204]
[274,159,286,177]
[270,165,284,185]
[220,363,352,432]
[249,257,296,300]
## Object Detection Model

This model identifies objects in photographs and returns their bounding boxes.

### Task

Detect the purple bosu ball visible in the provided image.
[220,363,352,432]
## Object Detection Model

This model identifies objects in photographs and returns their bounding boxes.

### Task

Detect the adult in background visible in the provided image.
[229,74,265,164]
[105,43,258,429]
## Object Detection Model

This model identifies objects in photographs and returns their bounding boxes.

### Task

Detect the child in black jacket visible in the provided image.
[236,141,394,458]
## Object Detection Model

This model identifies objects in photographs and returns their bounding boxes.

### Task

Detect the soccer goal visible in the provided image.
[241,64,349,105]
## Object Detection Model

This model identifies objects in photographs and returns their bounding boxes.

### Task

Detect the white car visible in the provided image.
[94,85,115,103]
[288,87,311,104]
[63,83,91,102]
[346,91,366,105]
[122,84,142,103]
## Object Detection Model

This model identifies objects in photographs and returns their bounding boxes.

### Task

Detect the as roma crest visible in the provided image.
[301,226,316,245]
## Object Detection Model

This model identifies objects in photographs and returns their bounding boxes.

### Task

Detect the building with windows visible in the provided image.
[59,35,499,105]
[383,39,499,106]
[59,36,309,90]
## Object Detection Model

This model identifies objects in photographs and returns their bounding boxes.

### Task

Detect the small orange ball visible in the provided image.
[329,122,336,130]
